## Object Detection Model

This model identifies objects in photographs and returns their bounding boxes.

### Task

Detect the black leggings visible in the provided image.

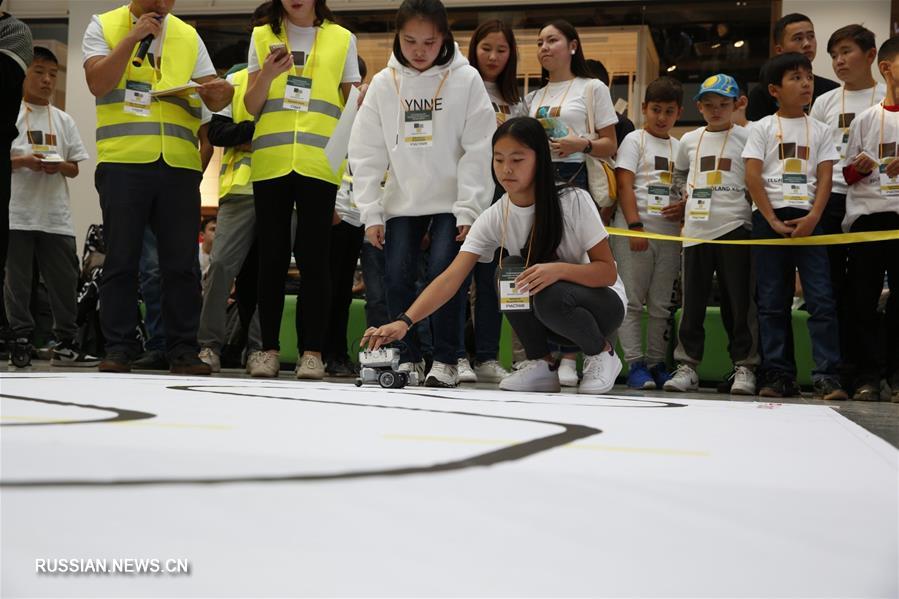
[253,172,337,352]
[505,281,625,359]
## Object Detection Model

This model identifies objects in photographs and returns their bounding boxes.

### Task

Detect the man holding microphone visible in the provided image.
[82,0,232,373]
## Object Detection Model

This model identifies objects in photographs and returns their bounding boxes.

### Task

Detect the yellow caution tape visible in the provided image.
[606,227,899,246]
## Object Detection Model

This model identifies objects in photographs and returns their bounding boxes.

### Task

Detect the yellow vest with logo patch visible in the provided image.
[218,68,254,198]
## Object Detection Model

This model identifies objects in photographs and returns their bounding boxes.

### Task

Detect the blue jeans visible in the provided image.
[360,241,389,328]
[138,226,165,352]
[752,209,840,380]
[555,161,588,190]
[385,214,466,364]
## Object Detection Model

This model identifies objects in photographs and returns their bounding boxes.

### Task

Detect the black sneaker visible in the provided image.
[170,353,212,376]
[852,383,880,402]
[813,377,848,401]
[326,357,356,378]
[758,371,800,398]
[99,351,131,373]
[132,349,169,370]
[51,342,101,368]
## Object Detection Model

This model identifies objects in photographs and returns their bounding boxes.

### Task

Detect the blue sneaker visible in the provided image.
[649,362,671,388]
[627,361,656,389]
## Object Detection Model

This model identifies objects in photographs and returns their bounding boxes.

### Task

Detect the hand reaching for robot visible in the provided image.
[361,322,409,351]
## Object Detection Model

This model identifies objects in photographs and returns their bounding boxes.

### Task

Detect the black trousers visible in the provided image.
[847,212,899,386]
[253,172,337,352]
[821,193,853,374]
[1,55,25,331]
[96,160,202,358]
[675,227,758,367]
[311,220,363,362]
[505,281,625,359]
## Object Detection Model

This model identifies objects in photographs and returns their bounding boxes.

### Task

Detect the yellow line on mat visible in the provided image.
[383,434,708,457]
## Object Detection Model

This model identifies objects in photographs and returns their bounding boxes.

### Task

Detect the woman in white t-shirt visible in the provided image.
[362,117,627,394]
[526,20,619,190]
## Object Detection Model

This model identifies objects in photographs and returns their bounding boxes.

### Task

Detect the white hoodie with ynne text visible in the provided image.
[348,44,496,229]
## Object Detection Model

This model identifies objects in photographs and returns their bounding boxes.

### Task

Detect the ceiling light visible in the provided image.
[734,40,745,48]
[667,65,677,72]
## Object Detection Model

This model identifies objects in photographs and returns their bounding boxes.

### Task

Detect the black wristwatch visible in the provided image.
[396,313,414,328]
[582,137,593,154]
[627,221,645,230]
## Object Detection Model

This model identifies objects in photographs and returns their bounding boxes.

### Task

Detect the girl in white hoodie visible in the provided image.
[348,0,495,388]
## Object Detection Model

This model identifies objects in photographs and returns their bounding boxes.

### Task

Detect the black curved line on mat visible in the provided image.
[1,385,600,488]
[0,393,156,427]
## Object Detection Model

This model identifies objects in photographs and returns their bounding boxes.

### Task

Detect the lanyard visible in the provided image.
[637,129,673,179]
[23,103,54,147]
[537,78,575,113]
[392,68,450,105]
[497,197,535,270]
[879,103,897,159]
[280,21,320,78]
[775,113,810,169]
[690,125,731,189]
[841,85,879,134]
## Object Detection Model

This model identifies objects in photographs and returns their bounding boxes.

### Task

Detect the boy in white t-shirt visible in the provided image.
[613,76,684,390]
[841,36,899,402]
[810,24,885,391]
[742,52,845,400]
[664,74,758,395]
[5,47,97,366]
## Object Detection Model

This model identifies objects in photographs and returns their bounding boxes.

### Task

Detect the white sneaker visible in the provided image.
[248,350,280,378]
[398,360,426,385]
[457,358,477,383]
[578,350,622,394]
[474,360,509,383]
[295,354,325,380]
[499,359,561,393]
[198,347,221,373]
[558,358,579,387]
[425,361,459,388]
[663,364,699,392]
[730,365,756,396]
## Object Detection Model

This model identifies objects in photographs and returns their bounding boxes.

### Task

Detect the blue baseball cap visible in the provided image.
[694,74,739,101]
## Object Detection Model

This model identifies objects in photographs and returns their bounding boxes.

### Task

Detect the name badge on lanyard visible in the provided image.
[404,109,433,147]
[647,183,670,215]
[124,81,152,117]
[497,263,530,312]
[284,75,312,112]
[782,157,809,205]
[688,188,712,221]
[879,159,899,197]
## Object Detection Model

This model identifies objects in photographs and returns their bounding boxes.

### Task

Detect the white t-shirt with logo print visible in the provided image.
[525,77,618,163]
[10,103,89,237]
[842,103,899,231]
[741,114,840,212]
[461,186,628,311]
[484,80,527,123]
[247,22,360,84]
[612,129,681,236]
[810,83,886,195]
[674,124,751,247]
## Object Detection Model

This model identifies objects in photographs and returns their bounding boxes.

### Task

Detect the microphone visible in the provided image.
[131,16,162,67]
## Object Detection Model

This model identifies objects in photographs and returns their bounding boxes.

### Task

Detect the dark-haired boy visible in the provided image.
[613,76,684,389]
[810,24,885,390]
[742,53,845,399]
[6,47,97,365]
[841,35,899,401]
[746,13,840,121]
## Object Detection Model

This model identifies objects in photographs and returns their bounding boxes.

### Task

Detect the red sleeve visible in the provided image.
[843,163,873,185]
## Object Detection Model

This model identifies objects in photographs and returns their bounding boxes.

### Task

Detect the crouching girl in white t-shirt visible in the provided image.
[362,117,628,394]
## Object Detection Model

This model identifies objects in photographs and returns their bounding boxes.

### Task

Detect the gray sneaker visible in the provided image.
[198,347,221,373]
[295,354,325,380]
[248,350,280,378]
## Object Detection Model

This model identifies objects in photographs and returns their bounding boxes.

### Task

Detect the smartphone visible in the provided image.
[269,43,288,60]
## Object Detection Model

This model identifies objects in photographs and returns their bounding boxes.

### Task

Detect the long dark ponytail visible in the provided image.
[492,117,563,264]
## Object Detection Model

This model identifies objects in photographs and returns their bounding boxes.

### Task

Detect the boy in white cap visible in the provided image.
[665,74,758,394]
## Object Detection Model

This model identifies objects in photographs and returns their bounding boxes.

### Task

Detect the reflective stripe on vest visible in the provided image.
[95,5,201,170]
[218,68,255,198]
[249,20,350,185]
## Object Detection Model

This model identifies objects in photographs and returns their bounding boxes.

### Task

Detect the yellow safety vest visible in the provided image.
[95,5,202,171]
[218,68,254,198]
[250,20,350,185]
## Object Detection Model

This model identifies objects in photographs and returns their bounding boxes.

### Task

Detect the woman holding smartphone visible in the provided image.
[243,0,361,379]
